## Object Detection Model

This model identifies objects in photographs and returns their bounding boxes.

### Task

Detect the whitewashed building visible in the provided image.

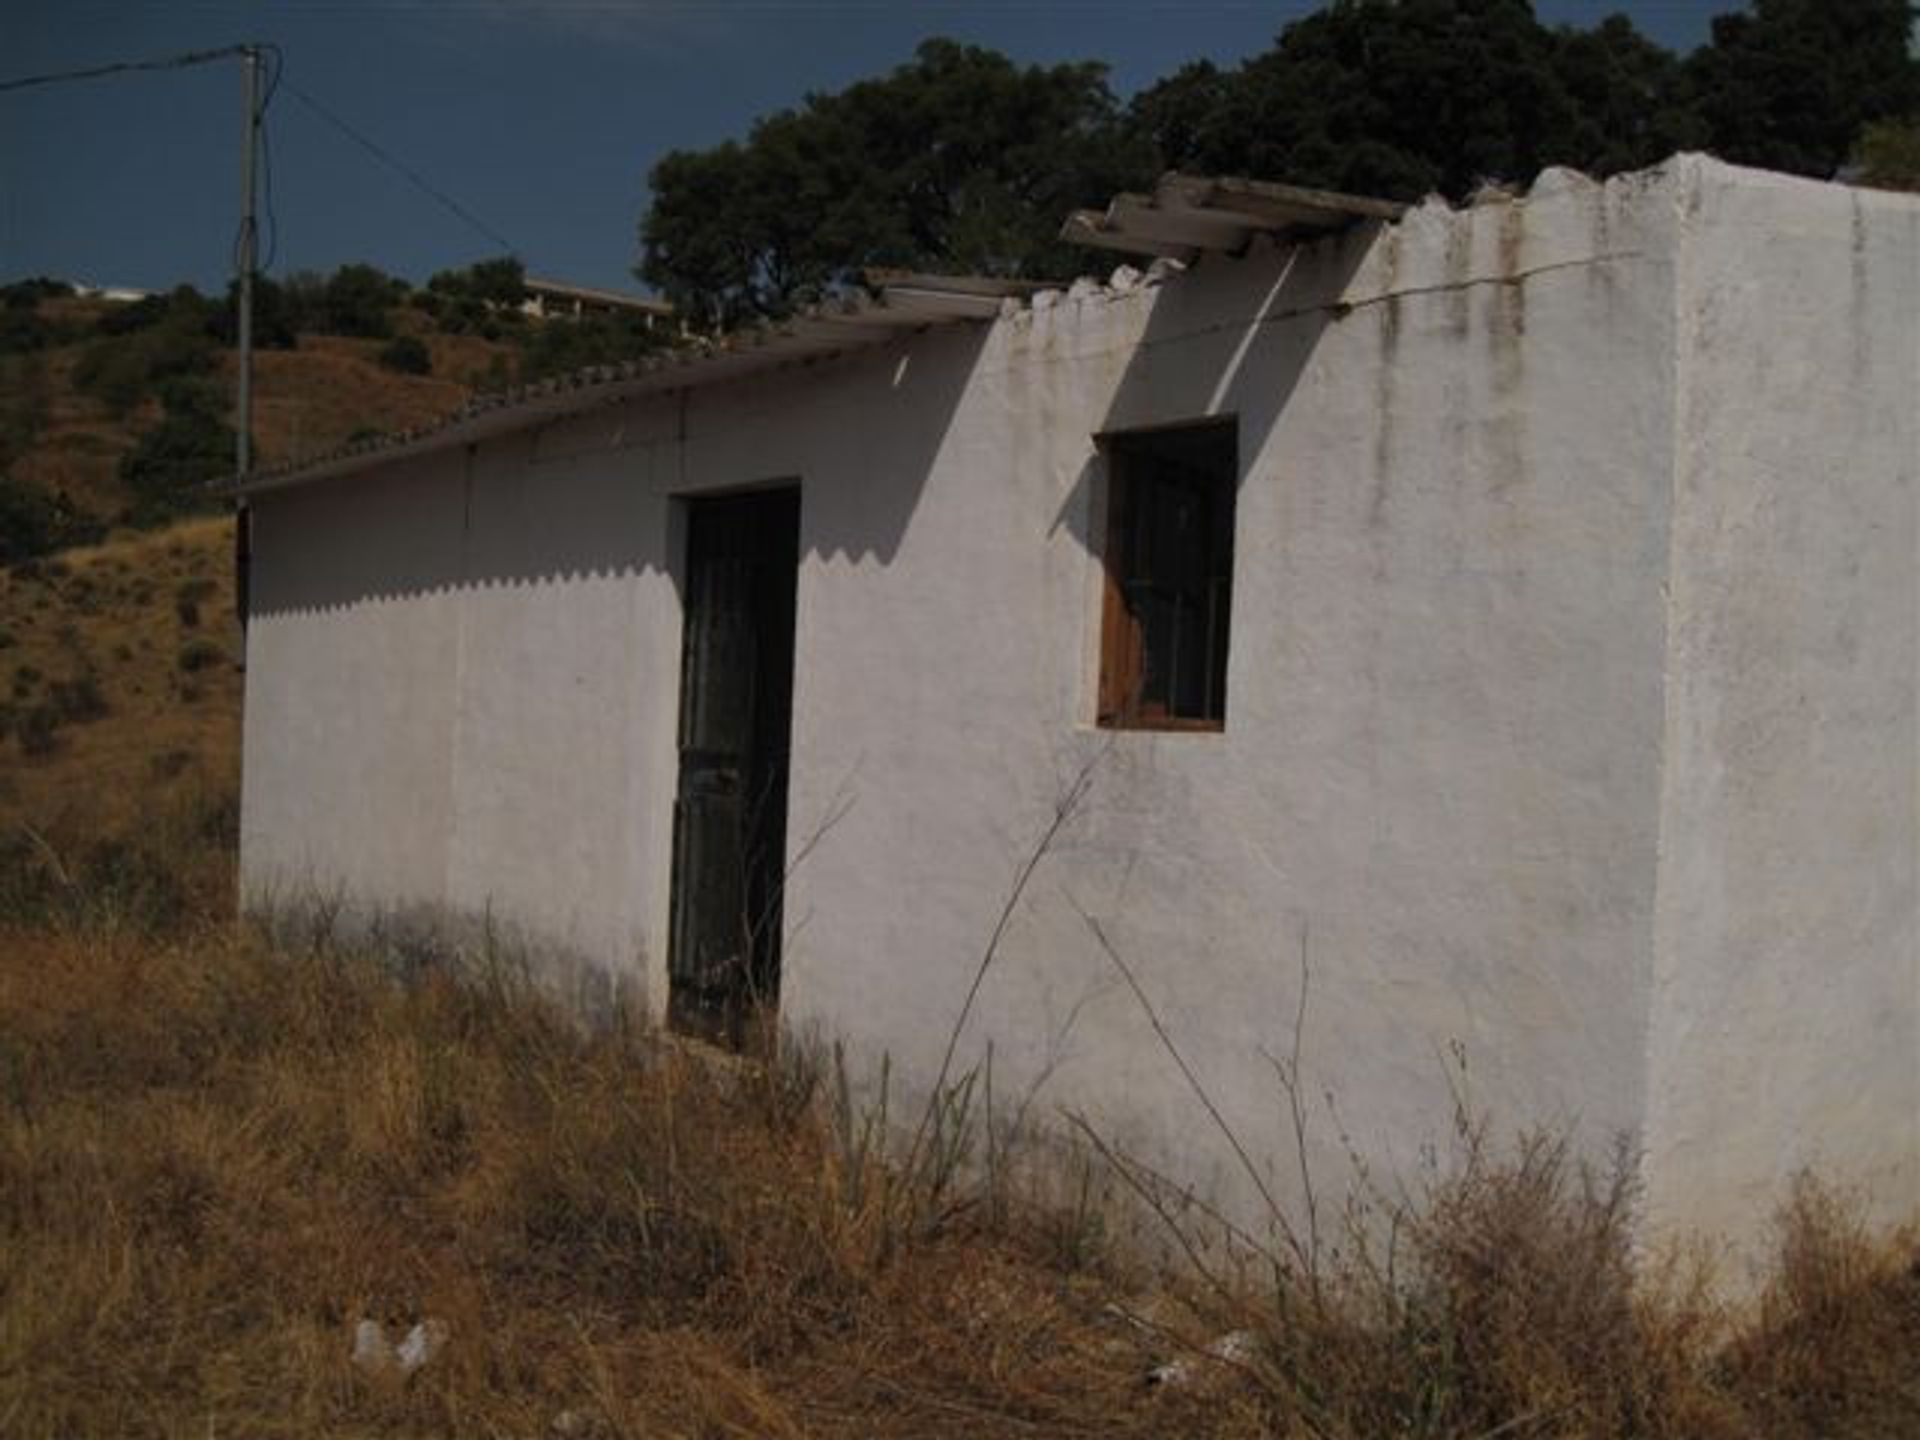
[236,155,1920,1254]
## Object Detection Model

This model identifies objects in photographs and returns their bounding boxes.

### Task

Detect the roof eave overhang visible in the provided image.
[225,273,1032,499]
[230,173,1408,499]
[1060,171,1406,262]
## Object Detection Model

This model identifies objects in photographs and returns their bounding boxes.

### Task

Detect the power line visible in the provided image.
[238,44,286,276]
[283,80,521,258]
[0,44,252,94]
[3,41,517,264]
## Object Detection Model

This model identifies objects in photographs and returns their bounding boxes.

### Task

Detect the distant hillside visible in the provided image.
[0,261,676,561]
[4,298,505,532]
[0,517,239,913]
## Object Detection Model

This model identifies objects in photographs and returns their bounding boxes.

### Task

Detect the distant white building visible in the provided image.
[71,284,153,304]
[234,156,1920,1256]
[520,276,674,326]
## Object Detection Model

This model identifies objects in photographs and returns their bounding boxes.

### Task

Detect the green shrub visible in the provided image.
[48,674,108,724]
[176,638,226,674]
[16,703,58,756]
[377,334,432,375]
[0,478,105,565]
[316,263,406,338]
[150,748,194,780]
[73,296,221,418]
[119,385,237,528]
[515,310,671,383]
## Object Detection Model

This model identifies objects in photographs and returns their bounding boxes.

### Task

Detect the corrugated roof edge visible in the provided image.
[226,274,1039,497]
[226,173,1406,498]
[1061,170,1407,263]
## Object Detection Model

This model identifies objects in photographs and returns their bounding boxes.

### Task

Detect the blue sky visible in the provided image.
[3,2,1730,296]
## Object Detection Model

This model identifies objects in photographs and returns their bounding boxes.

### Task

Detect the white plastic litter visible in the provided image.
[351,1319,394,1374]
[1146,1329,1260,1389]
[395,1318,448,1373]
[351,1316,447,1378]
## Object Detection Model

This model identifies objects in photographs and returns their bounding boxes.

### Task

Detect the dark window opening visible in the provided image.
[1098,421,1236,731]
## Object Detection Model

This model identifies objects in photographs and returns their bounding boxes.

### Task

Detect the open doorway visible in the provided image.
[667,487,800,1047]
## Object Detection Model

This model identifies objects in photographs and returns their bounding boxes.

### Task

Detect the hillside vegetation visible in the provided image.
[0,518,239,926]
[0,260,672,562]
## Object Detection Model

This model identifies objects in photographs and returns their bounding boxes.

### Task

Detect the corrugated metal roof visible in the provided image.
[233,174,1405,497]
[232,273,1033,496]
[1061,172,1406,262]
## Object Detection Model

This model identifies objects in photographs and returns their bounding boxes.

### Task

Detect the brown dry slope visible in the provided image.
[9,295,513,525]
[0,518,240,842]
[0,296,515,872]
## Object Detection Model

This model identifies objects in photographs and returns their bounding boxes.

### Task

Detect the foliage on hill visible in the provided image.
[0,260,675,564]
[0,519,239,862]
[641,0,1920,322]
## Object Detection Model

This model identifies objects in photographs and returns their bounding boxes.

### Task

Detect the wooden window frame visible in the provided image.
[1096,419,1237,733]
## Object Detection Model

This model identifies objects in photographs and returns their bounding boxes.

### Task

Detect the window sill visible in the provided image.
[1095,716,1226,735]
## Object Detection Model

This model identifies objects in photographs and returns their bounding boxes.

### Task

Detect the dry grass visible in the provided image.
[0,518,239,845]
[0,923,1234,1439]
[248,329,508,471]
[3,909,1918,1438]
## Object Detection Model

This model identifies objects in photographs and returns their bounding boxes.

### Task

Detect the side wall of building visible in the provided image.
[244,164,1689,1231]
[1644,162,1920,1248]
[771,168,1683,1223]
[241,408,690,997]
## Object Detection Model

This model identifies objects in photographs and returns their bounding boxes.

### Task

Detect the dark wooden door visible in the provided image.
[668,488,800,1046]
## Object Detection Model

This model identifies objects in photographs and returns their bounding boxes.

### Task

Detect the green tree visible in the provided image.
[213,275,300,350]
[1552,14,1705,176]
[1687,0,1919,179]
[72,288,220,418]
[1855,115,1920,188]
[640,39,1151,324]
[0,280,77,357]
[118,381,239,527]
[421,257,527,338]
[514,311,670,383]
[1131,0,1597,201]
[0,474,102,564]
[463,257,526,307]
[377,334,432,375]
[317,263,407,339]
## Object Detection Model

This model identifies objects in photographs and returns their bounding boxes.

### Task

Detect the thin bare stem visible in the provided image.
[904,748,1103,1181]
[1067,892,1288,1233]
[1062,1110,1237,1302]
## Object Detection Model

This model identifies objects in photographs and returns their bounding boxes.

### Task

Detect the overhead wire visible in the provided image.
[0,44,252,94]
[258,44,285,273]
[3,40,517,267]
[282,79,522,258]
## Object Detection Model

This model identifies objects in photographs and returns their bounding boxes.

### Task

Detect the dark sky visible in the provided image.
[3,2,1733,296]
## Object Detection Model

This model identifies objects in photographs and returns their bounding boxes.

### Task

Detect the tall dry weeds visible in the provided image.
[3,875,1918,1435]
[0,924,1223,1438]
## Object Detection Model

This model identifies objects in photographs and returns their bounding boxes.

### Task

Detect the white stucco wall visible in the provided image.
[239,155,1920,1250]
[1644,165,1920,1253]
